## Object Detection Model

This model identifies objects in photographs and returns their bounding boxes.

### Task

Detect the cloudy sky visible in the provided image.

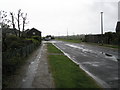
[1,0,119,36]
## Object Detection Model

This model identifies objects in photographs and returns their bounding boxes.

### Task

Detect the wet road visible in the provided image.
[51,40,119,88]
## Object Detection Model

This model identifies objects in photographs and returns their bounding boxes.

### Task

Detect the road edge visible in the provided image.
[52,43,110,88]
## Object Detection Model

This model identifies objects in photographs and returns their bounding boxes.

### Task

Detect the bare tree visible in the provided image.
[10,12,15,29]
[21,12,29,37]
[10,12,17,36]
[16,9,22,37]
[15,9,29,37]
[21,13,27,32]
[21,13,27,37]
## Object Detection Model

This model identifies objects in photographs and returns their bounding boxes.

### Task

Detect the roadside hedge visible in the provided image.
[2,35,42,87]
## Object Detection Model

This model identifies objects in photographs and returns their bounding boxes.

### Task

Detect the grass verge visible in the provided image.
[47,43,101,88]
[57,38,119,49]
[83,42,120,49]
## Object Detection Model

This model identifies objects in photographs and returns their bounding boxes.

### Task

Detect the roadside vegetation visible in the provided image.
[47,43,101,88]
[1,10,42,87]
[3,35,41,87]
[56,31,120,49]
[83,42,120,49]
[57,38,120,49]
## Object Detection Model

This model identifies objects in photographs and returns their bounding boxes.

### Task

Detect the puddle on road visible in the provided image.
[65,44,99,55]
[101,52,118,62]
[65,44,118,62]
[105,55,118,62]
[21,44,44,88]
[44,40,63,44]
[82,62,100,67]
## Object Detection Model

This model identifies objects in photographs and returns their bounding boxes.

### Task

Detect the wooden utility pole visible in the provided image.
[67,27,68,39]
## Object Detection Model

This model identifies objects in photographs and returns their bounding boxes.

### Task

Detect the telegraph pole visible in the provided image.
[101,12,104,45]
[67,27,68,39]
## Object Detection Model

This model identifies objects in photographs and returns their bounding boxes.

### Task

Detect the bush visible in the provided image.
[3,35,39,51]
[3,54,22,75]
[25,38,40,45]
[3,35,42,87]
[5,35,21,43]
[32,36,41,41]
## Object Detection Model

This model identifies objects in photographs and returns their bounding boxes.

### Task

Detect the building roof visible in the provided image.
[25,28,41,33]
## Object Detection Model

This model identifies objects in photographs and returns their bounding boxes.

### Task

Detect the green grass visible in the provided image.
[102,44,120,49]
[83,42,120,49]
[47,43,62,53]
[56,38,82,43]
[47,43,101,88]
[57,38,119,49]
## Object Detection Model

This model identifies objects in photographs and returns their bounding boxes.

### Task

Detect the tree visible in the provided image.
[0,10,11,51]
[105,32,113,44]
[0,10,10,29]
[10,12,17,36]
[21,13,27,31]
[16,9,22,37]
[16,9,29,37]
[21,13,29,37]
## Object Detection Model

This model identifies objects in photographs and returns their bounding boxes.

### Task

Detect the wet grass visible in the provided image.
[83,42,120,49]
[57,38,119,49]
[47,43,101,88]
[47,43,63,53]
[101,44,120,49]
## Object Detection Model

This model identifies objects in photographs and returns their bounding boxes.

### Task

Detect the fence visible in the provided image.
[3,43,40,61]
[84,33,119,45]
[2,42,41,76]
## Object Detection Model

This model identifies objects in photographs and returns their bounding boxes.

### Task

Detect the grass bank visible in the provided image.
[47,43,101,88]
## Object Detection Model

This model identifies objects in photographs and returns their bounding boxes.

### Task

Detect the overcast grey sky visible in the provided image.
[1,0,119,36]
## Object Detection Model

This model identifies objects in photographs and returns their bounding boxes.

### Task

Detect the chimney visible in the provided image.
[116,1,120,33]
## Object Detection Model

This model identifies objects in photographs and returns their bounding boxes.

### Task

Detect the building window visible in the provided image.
[33,32,35,35]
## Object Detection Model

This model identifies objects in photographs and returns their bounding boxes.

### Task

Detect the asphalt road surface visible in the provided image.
[51,40,119,88]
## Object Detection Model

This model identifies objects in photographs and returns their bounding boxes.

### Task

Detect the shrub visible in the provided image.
[32,36,41,41]
[25,38,40,45]
[3,53,21,75]
[5,35,21,43]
